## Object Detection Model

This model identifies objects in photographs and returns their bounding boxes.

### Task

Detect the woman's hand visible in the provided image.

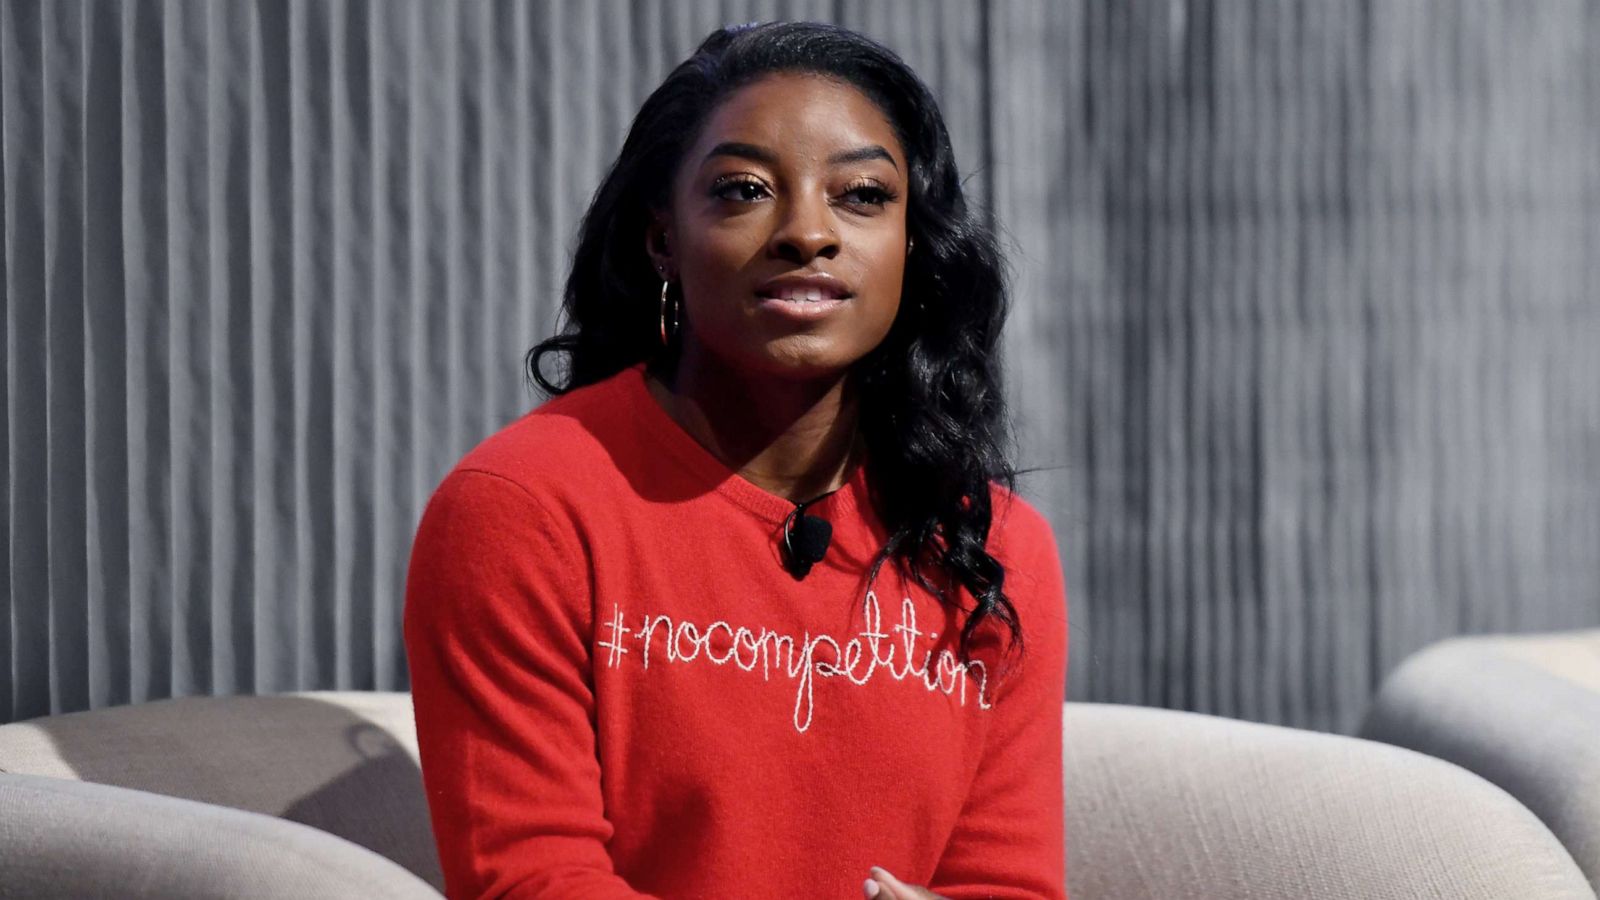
[862,866,949,900]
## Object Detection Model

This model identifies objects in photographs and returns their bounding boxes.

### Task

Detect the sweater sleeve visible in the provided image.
[928,514,1069,900]
[403,468,655,900]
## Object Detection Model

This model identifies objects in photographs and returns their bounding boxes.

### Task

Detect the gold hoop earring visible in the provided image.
[658,279,678,346]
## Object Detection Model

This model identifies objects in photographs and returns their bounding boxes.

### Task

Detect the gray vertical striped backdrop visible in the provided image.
[4,1,1598,733]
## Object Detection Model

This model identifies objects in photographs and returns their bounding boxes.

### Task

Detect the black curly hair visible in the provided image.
[526,20,1023,667]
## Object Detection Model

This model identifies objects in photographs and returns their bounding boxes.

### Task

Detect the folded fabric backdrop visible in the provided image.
[2,0,1597,731]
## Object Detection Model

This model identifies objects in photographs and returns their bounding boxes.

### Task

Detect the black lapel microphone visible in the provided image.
[781,491,835,579]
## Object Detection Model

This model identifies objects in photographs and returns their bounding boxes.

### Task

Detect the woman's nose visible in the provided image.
[767,191,840,262]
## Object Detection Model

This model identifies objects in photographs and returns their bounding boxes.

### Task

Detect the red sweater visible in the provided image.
[403,361,1069,899]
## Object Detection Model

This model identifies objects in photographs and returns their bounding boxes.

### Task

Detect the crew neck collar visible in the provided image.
[621,361,873,529]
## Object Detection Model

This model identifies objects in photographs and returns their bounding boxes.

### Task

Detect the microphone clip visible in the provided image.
[781,495,834,579]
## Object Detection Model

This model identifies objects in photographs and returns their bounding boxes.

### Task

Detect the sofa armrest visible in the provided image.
[1360,630,1600,892]
[0,691,442,892]
[0,772,442,899]
[1064,702,1595,899]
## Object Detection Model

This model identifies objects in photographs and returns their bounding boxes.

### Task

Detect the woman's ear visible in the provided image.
[645,212,674,279]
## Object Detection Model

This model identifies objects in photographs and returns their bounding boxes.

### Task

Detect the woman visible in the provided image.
[404,20,1068,900]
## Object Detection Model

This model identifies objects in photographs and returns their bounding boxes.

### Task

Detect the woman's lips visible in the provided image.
[754,290,850,320]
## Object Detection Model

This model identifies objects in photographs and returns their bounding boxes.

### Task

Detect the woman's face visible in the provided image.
[649,72,910,381]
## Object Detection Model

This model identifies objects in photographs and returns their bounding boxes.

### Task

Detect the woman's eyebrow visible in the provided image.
[701,141,899,173]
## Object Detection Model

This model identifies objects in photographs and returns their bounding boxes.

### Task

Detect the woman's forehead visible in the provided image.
[693,74,905,167]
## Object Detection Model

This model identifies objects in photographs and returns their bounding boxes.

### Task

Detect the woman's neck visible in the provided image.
[645,350,864,505]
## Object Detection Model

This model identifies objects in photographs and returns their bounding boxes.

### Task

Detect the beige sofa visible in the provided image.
[1361,629,1600,895]
[0,692,1592,899]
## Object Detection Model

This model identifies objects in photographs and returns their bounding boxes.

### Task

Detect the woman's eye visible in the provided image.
[710,178,897,208]
[843,185,893,207]
[712,179,768,202]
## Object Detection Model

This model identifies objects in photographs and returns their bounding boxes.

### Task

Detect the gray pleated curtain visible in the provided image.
[4,0,1598,732]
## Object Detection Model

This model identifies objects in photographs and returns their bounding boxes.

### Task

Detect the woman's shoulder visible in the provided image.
[439,370,637,510]
[983,481,1068,627]
[985,480,1059,568]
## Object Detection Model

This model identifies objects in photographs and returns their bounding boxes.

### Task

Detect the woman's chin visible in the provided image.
[686,331,870,383]
[746,340,862,380]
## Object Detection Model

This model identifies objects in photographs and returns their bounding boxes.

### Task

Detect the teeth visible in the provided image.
[770,287,836,302]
